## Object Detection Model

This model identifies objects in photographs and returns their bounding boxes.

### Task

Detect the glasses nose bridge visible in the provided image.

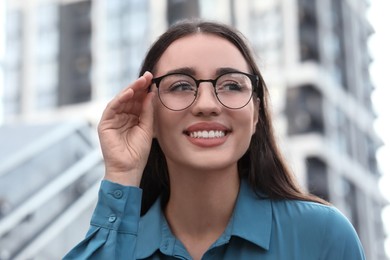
[195,78,217,90]
[192,77,223,107]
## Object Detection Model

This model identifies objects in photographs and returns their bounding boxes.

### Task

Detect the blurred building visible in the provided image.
[0,0,387,259]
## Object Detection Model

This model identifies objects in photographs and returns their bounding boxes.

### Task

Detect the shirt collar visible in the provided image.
[135,179,273,258]
[230,179,272,250]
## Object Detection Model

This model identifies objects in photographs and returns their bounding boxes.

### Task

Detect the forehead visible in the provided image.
[154,33,250,76]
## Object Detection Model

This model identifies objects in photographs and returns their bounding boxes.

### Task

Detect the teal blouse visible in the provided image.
[64,180,365,259]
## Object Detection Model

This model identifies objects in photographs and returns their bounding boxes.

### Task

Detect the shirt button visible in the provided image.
[108,214,117,223]
[113,190,123,199]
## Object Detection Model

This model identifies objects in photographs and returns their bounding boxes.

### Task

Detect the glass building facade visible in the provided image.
[0,0,386,259]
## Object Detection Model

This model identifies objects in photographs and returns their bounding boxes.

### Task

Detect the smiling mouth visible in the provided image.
[184,130,228,139]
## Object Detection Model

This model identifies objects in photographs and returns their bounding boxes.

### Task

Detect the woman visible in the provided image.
[64,20,365,260]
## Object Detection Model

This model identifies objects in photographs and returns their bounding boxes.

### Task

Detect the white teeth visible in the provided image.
[189,130,226,138]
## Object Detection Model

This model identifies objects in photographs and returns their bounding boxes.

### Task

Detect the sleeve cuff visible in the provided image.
[90,180,143,234]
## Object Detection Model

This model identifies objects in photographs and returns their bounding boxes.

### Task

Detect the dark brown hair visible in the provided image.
[138,19,328,215]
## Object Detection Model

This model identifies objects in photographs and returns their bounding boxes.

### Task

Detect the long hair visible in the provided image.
[138,19,328,215]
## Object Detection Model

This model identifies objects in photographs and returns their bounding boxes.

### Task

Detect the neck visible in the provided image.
[164,164,240,257]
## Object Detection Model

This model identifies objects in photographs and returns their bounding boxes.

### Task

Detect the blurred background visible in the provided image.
[0,0,388,259]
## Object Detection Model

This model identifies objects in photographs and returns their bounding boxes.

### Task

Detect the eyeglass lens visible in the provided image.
[157,73,254,111]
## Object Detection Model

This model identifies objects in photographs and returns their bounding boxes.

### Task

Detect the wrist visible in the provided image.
[103,169,143,187]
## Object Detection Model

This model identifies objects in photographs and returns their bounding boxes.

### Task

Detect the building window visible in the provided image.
[249,2,283,67]
[336,108,354,158]
[34,3,59,110]
[298,0,319,61]
[306,156,329,201]
[367,136,379,176]
[4,9,23,116]
[167,0,199,25]
[330,0,348,90]
[105,0,149,96]
[58,0,92,106]
[285,84,324,135]
[341,177,360,233]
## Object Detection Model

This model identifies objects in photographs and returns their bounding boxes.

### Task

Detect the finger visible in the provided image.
[103,72,153,118]
[101,71,153,125]
[119,71,153,98]
[112,72,152,113]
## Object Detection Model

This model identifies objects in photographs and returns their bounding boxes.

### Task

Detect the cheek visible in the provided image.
[154,109,167,139]
[153,102,165,138]
[153,106,181,140]
[231,109,257,150]
[241,104,258,131]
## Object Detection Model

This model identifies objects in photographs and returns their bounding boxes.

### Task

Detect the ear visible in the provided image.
[252,98,260,135]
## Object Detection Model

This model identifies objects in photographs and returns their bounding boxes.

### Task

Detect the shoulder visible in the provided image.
[271,199,353,232]
[271,199,330,219]
[272,199,338,219]
[270,199,365,259]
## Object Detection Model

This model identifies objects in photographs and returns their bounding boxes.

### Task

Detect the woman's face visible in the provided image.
[153,33,258,173]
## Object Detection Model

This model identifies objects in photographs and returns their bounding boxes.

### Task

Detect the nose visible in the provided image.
[190,83,222,116]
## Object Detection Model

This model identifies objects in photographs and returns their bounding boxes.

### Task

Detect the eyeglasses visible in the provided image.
[152,71,259,111]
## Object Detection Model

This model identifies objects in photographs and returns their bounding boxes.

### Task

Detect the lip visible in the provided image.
[183,122,231,148]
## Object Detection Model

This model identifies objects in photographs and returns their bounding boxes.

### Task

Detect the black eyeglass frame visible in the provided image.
[151,71,259,111]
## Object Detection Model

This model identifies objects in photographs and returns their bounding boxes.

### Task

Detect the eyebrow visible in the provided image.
[215,67,243,75]
[165,67,196,76]
[164,67,245,77]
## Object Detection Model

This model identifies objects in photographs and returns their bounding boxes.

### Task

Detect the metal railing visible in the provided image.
[14,175,101,259]
[0,148,102,237]
[0,121,93,177]
[0,121,102,259]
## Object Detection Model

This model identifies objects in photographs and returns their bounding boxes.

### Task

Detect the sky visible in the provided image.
[0,0,4,123]
[0,0,389,256]
[367,0,390,257]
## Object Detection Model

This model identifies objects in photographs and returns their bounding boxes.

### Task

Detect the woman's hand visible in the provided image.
[98,72,155,186]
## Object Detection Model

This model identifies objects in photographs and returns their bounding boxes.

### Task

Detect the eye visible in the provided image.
[217,81,244,92]
[168,81,196,92]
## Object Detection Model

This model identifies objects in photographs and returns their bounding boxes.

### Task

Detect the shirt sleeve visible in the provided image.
[63,180,143,260]
[319,207,366,260]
